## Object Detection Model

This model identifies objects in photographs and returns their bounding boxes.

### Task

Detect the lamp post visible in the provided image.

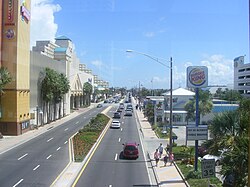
[126,49,173,154]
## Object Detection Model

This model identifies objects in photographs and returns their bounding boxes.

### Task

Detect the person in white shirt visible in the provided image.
[158,143,164,158]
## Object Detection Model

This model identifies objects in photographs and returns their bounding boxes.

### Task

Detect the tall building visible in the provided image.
[0,0,31,135]
[234,56,250,97]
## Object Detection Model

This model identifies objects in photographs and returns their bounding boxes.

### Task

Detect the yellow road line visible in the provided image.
[50,133,75,187]
[72,118,111,187]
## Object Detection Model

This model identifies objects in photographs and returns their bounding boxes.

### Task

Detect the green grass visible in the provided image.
[73,113,109,162]
[173,146,223,187]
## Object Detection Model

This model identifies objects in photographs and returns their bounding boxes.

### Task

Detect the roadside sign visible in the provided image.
[187,66,208,88]
[187,125,208,140]
[201,159,215,178]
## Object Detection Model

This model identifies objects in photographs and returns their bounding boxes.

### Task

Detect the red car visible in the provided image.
[122,142,139,159]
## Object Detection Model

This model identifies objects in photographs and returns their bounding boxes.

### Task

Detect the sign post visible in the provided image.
[201,159,215,186]
[187,66,208,171]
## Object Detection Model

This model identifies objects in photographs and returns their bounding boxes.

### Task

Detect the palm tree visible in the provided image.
[41,68,57,122]
[54,73,70,118]
[0,67,12,94]
[0,67,12,118]
[184,89,213,124]
[83,82,93,106]
[206,100,249,186]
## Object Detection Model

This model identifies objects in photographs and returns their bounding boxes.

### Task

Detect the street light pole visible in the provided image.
[169,57,173,154]
[126,49,173,153]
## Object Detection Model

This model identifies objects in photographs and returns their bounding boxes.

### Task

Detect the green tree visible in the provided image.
[0,67,12,117]
[214,88,242,102]
[143,101,154,123]
[206,100,249,186]
[41,68,56,122]
[0,67,12,94]
[41,68,70,122]
[223,89,242,102]
[56,73,70,117]
[83,82,93,106]
[184,89,213,124]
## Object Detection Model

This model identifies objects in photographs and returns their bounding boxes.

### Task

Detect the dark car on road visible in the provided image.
[97,104,103,108]
[122,142,139,159]
[117,107,123,113]
[113,112,121,119]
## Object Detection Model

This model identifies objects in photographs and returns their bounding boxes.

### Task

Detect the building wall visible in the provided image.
[30,51,66,125]
[234,56,250,97]
[0,0,2,65]
[0,0,31,135]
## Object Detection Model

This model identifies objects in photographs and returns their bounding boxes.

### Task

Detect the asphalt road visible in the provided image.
[74,105,151,187]
[0,106,106,187]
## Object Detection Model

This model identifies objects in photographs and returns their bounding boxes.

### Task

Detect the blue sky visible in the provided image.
[31,0,249,89]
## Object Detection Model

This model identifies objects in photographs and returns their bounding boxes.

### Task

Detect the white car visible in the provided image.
[110,120,121,129]
[203,150,225,166]
[124,109,133,116]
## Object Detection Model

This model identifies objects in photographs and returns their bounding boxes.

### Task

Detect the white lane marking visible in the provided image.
[122,121,124,124]
[64,128,68,131]
[109,185,112,187]
[64,141,68,144]
[33,165,40,171]
[13,179,24,187]
[84,116,86,119]
[118,138,121,142]
[47,137,54,142]
[114,153,118,161]
[18,153,28,160]
[56,147,61,151]
[120,128,123,131]
[46,155,52,160]
[76,121,79,124]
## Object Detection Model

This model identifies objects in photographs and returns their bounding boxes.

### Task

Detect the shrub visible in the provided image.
[186,169,202,179]
[73,113,109,162]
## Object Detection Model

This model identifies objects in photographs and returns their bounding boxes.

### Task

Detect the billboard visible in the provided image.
[187,66,208,88]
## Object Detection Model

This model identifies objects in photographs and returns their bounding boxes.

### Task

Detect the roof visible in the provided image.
[55,35,71,41]
[162,88,195,96]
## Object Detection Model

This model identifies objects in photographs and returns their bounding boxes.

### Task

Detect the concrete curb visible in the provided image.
[147,151,160,186]
[173,162,190,187]
[51,106,113,187]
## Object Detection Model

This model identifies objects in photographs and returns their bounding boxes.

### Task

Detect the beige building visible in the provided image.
[0,0,31,135]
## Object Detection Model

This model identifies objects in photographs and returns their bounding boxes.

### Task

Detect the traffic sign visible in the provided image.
[201,159,215,178]
[187,125,208,140]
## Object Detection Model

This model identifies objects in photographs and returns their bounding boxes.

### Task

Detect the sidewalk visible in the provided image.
[0,105,94,154]
[135,109,189,187]
[0,102,189,187]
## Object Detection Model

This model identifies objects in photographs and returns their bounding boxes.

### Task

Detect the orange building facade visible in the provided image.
[0,0,31,135]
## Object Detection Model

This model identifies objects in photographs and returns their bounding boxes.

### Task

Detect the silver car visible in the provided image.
[110,120,121,129]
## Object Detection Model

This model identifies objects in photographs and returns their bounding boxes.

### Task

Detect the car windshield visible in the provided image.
[124,145,137,151]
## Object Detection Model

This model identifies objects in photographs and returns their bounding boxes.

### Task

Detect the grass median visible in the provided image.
[73,113,110,162]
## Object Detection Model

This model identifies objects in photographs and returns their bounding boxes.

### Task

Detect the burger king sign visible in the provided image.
[187,66,208,88]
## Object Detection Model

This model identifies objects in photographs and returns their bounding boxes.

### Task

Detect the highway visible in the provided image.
[74,105,151,187]
[0,106,106,187]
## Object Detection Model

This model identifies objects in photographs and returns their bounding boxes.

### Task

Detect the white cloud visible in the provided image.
[152,76,168,83]
[91,60,103,68]
[201,54,233,85]
[143,32,155,38]
[172,55,234,89]
[30,0,61,48]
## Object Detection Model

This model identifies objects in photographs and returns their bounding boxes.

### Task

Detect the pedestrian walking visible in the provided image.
[158,143,164,158]
[154,149,160,167]
[169,152,174,166]
[163,154,168,166]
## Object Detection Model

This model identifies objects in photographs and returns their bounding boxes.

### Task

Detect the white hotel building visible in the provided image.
[234,56,250,97]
